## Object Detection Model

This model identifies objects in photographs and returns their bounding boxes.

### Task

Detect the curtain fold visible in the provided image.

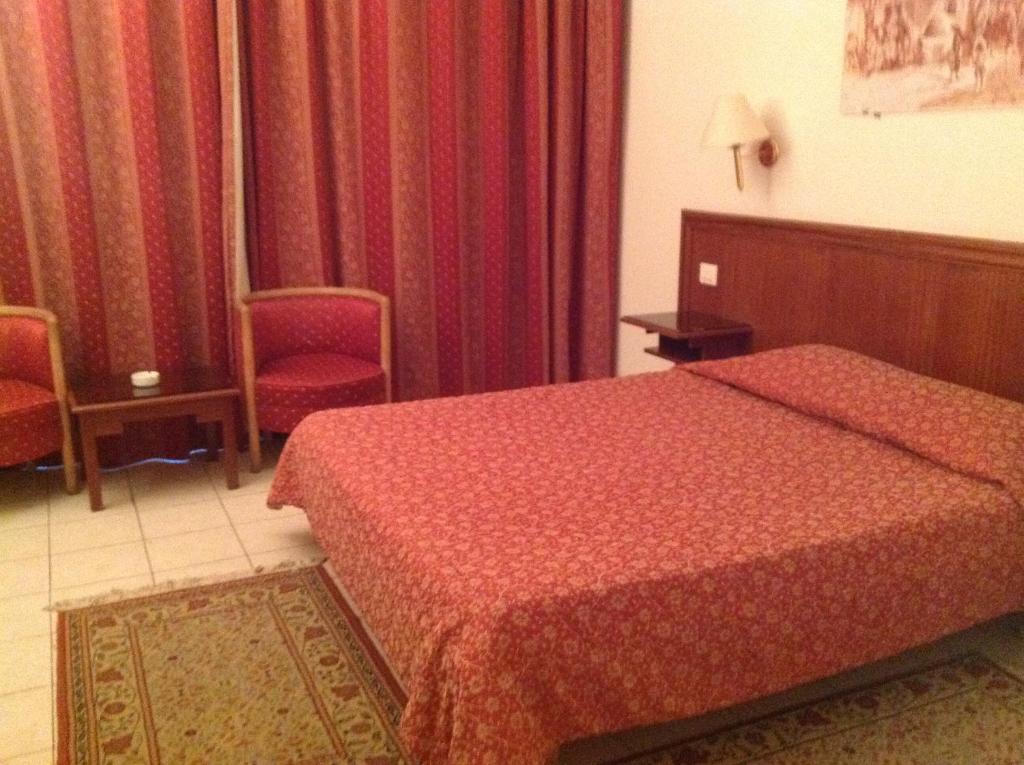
[241,0,624,401]
[0,0,624,413]
[0,0,230,461]
[0,0,228,378]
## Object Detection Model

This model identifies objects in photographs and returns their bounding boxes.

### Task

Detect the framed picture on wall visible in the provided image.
[841,0,1024,114]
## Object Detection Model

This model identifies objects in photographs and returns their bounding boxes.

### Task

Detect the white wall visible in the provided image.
[618,0,1024,376]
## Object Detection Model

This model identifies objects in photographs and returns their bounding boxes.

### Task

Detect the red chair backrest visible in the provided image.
[249,294,381,368]
[0,315,53,391]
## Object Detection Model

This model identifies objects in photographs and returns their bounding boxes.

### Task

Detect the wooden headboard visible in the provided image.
[678,211,1024,402]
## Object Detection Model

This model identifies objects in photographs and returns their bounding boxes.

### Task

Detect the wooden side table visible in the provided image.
[621,311,752,363]
[70,368,240,511]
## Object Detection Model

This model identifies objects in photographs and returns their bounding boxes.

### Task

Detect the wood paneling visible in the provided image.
[678,211,1024,402]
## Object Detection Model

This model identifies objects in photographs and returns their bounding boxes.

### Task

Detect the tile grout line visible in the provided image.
[46,459,284,566]
[0,682,51,700]
[12,750,54,764]
[0,548,51,565]
[39,509,301,578]
[120,457,260,573]
[152,554,255,582]
[207,460,256,570]
[146,457,252,571]
[6,461,267,764]
[45,475,53,606]
[0,630,50,646]
[50,537,147,557]
[50,572,158,602]
[46,473,56,763]
[51,509,243,552]
[127,471,158,589]
[209,462,320,562]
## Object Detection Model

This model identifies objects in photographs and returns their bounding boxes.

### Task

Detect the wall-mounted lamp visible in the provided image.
[701,95,779,191]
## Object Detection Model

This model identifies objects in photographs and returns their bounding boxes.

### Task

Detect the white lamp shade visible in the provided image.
[701,94,770,148]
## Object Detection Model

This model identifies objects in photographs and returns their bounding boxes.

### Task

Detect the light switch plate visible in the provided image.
[698,261,719,287]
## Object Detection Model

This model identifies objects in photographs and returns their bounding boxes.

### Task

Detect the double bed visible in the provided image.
[269,214,1024,764]
[269,345,1024,764]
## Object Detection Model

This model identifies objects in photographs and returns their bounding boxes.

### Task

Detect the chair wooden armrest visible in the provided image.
[0,306,78,494]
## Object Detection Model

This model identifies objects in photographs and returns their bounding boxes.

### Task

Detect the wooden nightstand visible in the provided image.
[70,368,240,511]
[621,311,752,364]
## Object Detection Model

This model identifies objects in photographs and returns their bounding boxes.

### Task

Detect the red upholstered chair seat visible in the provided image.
[0,379,62,467]
[241,288,391,471]
[254,352,386,433]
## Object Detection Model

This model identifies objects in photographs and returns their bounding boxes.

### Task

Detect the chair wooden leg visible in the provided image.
[61,433,78,494]
[247,413,262,474]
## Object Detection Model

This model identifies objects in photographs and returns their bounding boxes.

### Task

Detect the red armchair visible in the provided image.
[240,287,391,472]
[0,306,77,493]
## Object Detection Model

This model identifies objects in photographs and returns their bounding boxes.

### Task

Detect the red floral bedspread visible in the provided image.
[269,346,1024,765]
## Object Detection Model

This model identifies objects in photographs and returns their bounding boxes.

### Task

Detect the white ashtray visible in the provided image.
[131,370,161,388]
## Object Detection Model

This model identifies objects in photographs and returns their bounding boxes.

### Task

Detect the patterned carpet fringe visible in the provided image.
[47,555,327,611]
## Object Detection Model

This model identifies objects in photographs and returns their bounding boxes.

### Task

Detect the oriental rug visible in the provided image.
[612,654,1024,765]
[55,565,1024,765]
[56,565,408,765]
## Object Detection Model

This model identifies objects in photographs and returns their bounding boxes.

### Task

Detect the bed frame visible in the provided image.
[678,211,1024,402]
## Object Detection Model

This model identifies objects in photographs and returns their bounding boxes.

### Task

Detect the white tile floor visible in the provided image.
[0,446,322,764]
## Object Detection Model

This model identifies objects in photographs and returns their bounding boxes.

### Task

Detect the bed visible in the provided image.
[269,343,1024,764]
[269,213,1024,763]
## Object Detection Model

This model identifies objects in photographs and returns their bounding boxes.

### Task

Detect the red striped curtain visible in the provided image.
[0,0,230,381]
[0,0,237,462]
[241,0,624,401]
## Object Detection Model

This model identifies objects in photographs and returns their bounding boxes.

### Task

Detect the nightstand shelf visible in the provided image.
[621,311,752,363]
